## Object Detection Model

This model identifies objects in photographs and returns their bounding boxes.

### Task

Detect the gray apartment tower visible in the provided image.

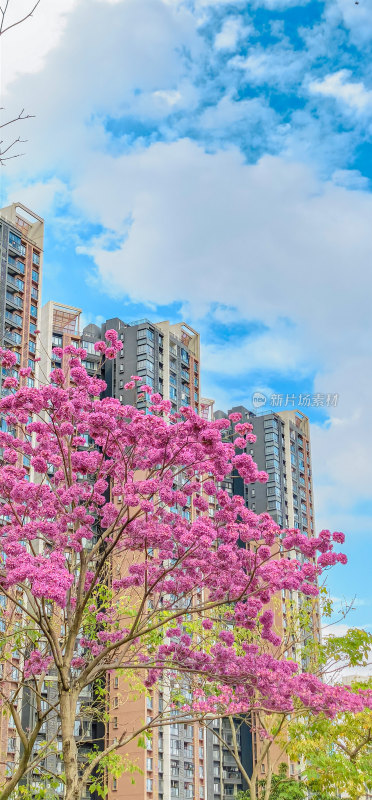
[80,317,201,414]
[207,404,320,794]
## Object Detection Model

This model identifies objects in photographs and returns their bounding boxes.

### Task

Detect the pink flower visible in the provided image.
[3,377,18,388]
[105,329,119,343]
[0,348,18,368]
[105,347,116,359]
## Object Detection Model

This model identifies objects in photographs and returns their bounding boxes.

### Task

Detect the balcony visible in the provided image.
[7,255,25,274]
[8,238,26,256]
[6,293,22,311]
[5,311,22,329]
[6,273,24,291]
[4,330,21,346]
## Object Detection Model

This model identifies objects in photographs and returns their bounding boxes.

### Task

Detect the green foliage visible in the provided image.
[88,751,142,798]
[323,628,372,668]
[288,677,372,800]
[237,764,306,800]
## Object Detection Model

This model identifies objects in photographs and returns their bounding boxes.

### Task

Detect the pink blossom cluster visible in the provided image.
[24,650,53,679]
[0,345,367,723]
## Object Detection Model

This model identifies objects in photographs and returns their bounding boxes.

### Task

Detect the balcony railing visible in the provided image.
[7,257,25,276]
[4,330,21,345]
[5,311,22,329]
[6,293,23,311]
[9,238,26,256]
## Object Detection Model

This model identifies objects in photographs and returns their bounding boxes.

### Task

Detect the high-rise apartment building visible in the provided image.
[0,202,43,386]
[39,301,82,384]
[0,203,43,788]
[215,406,315,537]
[211,404,320,789]
[35,309,204,800]
[78,317,204,800]
[80,317,200,414]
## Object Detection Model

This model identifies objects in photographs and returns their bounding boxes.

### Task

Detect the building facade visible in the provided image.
[211,404,320,788]
[80,317,200,414]
[0,202,44,788]
[39,301,82,385]
[0,202,43,389]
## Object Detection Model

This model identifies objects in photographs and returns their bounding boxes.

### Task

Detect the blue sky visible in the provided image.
[2,0,372,631]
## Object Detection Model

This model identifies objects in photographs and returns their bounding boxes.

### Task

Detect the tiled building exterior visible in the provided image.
[13,285,320,800]
[39,301,82,385]
[211,405,320,790]
[37,309,204,800]
[0,202,43,389]
[0,203,44,788]
[78,316,205,800]
[80,317,200,414]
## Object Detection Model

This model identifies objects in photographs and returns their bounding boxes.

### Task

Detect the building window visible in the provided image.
[30,323,37,335]
[9,232,25,254]
[137,359,154,373]
[146,758,153,771]
[264,418,278,429]
[137,344,154,357]
[30,305,38,318]
[112,778,117,791]
[32,270,39,283]
[146,778,153,792]
[113,697,118,708]
[267,500,282,511]
[31,286,38,300]
[113,717,118,729]
[32,252,40,265]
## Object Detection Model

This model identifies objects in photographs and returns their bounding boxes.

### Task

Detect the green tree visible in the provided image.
[238,763,307,800]
[288,677,372,800]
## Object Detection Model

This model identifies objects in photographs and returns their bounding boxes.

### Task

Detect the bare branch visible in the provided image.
[0,0,40,36]
[0,108,35,130]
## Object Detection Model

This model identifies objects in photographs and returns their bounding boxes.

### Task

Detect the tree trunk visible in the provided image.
[60,688,81,800]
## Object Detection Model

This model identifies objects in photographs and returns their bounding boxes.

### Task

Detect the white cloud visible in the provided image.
[202,330,304,376]
[66,139,372,531]
[331,169,369,190]
[214,17,249,51]
[0,0,78,90]
[199,93,276,137]
[1,0,371,598]
[326,0,372,46]
[2,0,201,175]
[309,69,372,112]
[231,47,306,89]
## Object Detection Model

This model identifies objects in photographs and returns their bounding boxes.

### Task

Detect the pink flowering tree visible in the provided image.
[199,615,372,800]
[0,334,370,800]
